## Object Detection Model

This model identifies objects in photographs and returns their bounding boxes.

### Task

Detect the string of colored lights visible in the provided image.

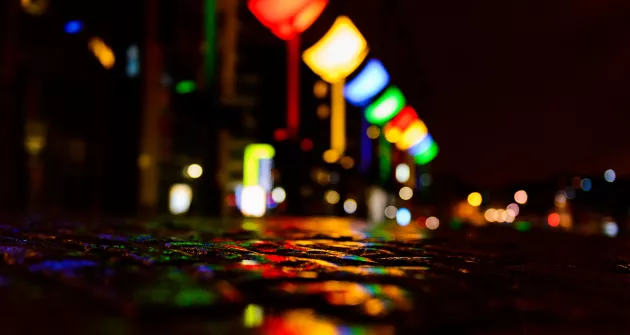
[303,16,438,166]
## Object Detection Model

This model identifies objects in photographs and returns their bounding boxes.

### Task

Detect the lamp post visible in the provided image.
[247,0,329,139]
[302,16,368,162]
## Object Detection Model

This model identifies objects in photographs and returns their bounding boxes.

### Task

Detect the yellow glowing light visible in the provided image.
[240,185,267,217]
[340,156,354,169]
[399,186,413,200]
[302,16,369,83]
[243,304,264,328]
[316,104,330,119]
[395,120,428,150]
[384,127,402,143]
[325,190,340,204]
[313,80,328,98]
[366,125,380,139]
[467,192,482,207]
[330,79,346,157]
[137,154,151,169]
[169,184,193,215]
[323,149,341,163]
[243,144,275,186]
[25,135,45,156]
[185,164,203,179]
[21,0,48,16]
[514,190,528,204]
[88,37,115,69]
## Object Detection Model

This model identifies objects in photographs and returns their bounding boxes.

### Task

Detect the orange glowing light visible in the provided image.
[247,0,328,40]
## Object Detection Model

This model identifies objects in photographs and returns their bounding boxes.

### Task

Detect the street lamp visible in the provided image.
[248,0,329,139]
[302,16,368,162]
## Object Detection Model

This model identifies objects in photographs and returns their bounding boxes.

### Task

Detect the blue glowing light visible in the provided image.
[408,134,434,156]
[64,20,83,34]
[604,169,616,183]
[344,59,390,107]
[580,178,592,191]
[126,45,140,78]
[396,208,412,226]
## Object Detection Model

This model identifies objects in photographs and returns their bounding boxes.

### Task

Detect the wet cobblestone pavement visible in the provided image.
[1,217,630,334]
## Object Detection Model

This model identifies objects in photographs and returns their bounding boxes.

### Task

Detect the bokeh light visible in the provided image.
[271,187,286,203]
[581,178,592,191]
[395,164,410,183]
[603,220,619,237]
[169,184,193,215]
[396,208,412,226]
[384,206,397,219]
[514,190,528,204]
[419,173,432,186]
[554,191,567,208]
[467,192,482,207]
[399,187,413,200]
[313,80,328,98]
[506,203,520,217]
[484,209,497,222]
[548,213,560,227]
[300,139,314,152]
[340,157,355,169]
[604,169,616,182]
[185,164,203,179]
[324,190,340,204]
[366,125,380,139]
[316,104,330,119]
[425,216,439,230]
[343,199,357,214]
[323,149,341,163]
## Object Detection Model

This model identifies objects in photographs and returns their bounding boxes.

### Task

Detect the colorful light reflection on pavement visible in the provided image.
[1,218,630,334]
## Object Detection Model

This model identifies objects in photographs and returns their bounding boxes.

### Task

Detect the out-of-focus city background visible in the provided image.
[2,0,630,238]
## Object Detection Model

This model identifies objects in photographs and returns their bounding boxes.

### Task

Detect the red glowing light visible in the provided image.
[548,213,560,227]
[387,106,418,131]
[300,138,314,151]
[247,0,328,40]
[274,129,289,142]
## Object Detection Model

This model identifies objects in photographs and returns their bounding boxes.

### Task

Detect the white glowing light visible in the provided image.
[396,208,411,226]
[343,199,357,214]
[169,184,193,215]
[271,187,286,203]
[395,163,410,183]
[240,185,267,218]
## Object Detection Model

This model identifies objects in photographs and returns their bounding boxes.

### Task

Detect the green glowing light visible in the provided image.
[364,86,406,125]
[515,221,531,232]
[450,218,463,230]
[243,144,275,186]
[176,80,197,94]
[413,141,438,165]
[379,135,392,184]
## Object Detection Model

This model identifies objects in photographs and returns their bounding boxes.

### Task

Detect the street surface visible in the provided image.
[1,217,629,334]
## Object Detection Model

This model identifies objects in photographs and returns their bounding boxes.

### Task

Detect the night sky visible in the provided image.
[330,0,630,186]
